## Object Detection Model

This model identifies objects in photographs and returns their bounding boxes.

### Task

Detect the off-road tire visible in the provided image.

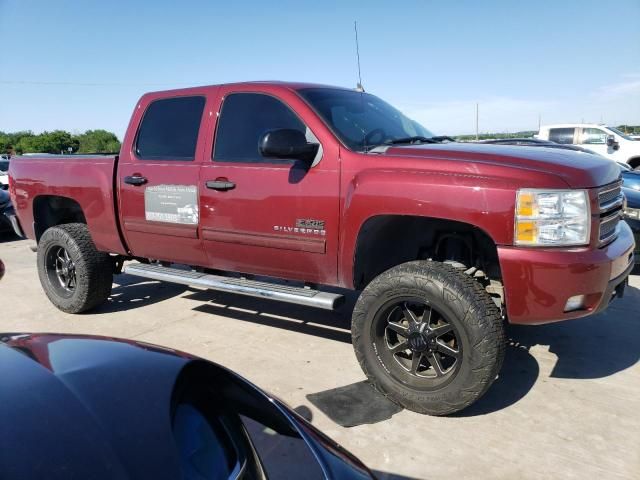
[352,260,505,415]
[37,223,113,313]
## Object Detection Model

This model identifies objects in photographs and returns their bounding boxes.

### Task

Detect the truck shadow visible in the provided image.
[92,275,188,314]
[187,287,358,344]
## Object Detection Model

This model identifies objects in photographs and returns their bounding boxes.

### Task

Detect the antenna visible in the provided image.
[354,21,364,91]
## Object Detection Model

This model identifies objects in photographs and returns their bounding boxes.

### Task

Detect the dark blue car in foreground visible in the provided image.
[0,333,373,480]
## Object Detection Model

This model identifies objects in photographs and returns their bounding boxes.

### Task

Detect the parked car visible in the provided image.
[618,162,640,263]
[479,137,596,153]
[536,124,640,169]
[0,155,9,190]
[0,189,15,233]
[0,333,373,480]
[9,81,635,415]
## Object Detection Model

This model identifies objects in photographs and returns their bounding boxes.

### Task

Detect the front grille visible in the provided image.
[597,179,624,246]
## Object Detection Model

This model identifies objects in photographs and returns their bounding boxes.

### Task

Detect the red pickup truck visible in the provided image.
[8,82,635,415]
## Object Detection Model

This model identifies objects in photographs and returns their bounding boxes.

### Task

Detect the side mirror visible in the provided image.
[606,135,620,150]
[259,129,319,164]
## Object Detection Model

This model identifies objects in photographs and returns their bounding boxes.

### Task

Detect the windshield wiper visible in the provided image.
[364,135,456,152]
[385,136,439,145]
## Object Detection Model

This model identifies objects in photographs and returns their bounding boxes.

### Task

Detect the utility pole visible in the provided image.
[475,103,479,141]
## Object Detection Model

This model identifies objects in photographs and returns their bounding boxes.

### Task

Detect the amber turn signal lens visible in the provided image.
[515,221,537,244]
[516,192,536,217]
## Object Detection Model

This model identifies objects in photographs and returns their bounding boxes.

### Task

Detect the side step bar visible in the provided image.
[123,263,345,310]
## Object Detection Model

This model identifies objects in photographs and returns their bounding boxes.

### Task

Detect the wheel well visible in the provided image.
[628,157,640,170]
[353,215,501,289]
[33,195,87,241]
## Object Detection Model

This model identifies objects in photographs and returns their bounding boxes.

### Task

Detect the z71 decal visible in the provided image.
[145,185,199,225]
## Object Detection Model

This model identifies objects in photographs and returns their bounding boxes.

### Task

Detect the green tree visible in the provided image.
[75,129,121,153]
[16,130,79,154]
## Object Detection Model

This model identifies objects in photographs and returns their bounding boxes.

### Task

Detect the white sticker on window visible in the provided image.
[145,185,199,225]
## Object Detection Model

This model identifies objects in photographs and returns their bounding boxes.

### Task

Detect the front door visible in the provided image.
[199,88,340,284]
[578,127,611,158]
[119,94,209,265]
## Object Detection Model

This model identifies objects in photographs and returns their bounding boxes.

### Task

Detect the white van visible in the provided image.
[537,124,640,169]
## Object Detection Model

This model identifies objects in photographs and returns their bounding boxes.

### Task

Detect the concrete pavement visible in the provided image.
[1,235,638,479]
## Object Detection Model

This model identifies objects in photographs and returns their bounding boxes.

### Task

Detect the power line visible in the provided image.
[0,80,196,87]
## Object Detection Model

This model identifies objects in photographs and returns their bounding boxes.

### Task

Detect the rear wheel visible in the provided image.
[37,223,113,313]
[352,260,505,415]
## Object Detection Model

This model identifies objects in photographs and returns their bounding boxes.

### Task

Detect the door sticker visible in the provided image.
[145,185,199,225]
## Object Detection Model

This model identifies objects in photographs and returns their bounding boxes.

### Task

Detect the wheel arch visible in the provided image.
[351,214,502,290]
[33,195,87,242]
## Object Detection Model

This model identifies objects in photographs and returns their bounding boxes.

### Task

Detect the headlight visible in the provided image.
[624,207,640,220]
[515,189,590,246]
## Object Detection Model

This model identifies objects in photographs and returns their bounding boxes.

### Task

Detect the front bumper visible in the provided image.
[499,220,635,324]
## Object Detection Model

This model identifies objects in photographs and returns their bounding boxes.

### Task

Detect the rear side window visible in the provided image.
[136,96,205,160]
[213,93,307,163]
[548,128,576,145]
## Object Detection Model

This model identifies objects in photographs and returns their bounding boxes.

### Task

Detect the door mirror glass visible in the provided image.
[606,135,619,149]
[259,129,319,163]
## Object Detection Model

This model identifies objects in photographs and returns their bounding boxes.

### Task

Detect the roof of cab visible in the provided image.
[142,81,354,99]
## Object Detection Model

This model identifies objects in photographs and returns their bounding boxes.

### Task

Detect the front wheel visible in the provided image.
[37,223,113,313]
[351,261,505,415]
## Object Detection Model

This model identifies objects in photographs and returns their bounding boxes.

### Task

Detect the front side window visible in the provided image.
[581,128,607,145]
[548,128,576,145]
[213,93,310,163]
[298,88,434,151]
[135,96,205,160]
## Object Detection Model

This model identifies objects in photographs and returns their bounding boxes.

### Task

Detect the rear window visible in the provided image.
[135,96,205,160]
[548,128,575,145]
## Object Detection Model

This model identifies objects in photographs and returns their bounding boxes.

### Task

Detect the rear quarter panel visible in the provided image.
[9,156,127,254]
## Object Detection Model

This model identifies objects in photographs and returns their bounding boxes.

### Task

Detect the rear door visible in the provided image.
[118,94,210,265]
[198,87,341,284]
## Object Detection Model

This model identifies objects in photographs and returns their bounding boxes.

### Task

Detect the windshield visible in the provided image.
[607,126,635,141]
[0,160,9,173]
[298,88,435,151]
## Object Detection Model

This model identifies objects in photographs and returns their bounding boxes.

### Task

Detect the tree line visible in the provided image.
[0,130,121,155]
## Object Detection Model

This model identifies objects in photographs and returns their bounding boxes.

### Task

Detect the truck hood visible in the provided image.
[382,143,620,188]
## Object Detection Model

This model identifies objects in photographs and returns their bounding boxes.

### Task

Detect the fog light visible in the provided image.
[564,295,586,312]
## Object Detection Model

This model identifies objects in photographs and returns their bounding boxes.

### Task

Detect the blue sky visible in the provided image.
[1,0,639,138]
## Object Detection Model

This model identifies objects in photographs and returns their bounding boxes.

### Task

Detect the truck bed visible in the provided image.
[8,154,127,255]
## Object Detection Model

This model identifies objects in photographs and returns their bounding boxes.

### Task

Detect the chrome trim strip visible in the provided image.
[598,211,622,246]
[598,182,622,196]
[599,195,625,214]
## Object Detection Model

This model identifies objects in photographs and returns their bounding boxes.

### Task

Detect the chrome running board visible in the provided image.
[123,263,344,310]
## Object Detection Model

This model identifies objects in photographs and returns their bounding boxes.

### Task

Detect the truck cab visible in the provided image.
[537,123,640,169]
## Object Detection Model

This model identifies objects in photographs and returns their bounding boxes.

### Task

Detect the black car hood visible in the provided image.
[0,334,189,479]
[0,334,372,480]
